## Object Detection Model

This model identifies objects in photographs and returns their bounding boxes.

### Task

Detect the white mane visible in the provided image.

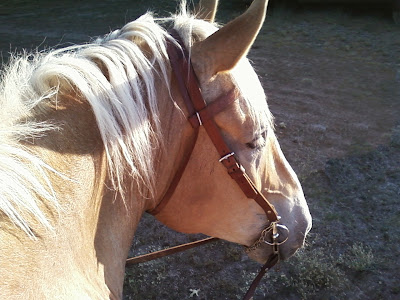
[0,3,269,237]
[0,5,221,237]
[0,6,204,237]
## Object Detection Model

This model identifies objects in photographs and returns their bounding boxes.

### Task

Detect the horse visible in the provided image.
[0,0,311,298]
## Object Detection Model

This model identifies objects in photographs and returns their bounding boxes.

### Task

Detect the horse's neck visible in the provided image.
[147,80,195,208]
[0,69,188,298]
[0,93,144,299]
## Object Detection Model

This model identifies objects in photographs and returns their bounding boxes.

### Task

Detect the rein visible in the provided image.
[126,30,287,300]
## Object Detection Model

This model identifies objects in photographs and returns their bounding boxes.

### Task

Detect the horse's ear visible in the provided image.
[194,0,218,22]
[192,0,269,75]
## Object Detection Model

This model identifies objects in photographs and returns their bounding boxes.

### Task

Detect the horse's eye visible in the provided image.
[246,131,267,150]
[246,141,258,149]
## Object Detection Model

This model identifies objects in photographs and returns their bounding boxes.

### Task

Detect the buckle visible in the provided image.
[195,112,202,126]
[218,152,235,162]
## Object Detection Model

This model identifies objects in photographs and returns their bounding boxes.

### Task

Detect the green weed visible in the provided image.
[340,243,374,272]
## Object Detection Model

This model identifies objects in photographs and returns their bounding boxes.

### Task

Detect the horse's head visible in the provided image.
[153,0,312,264]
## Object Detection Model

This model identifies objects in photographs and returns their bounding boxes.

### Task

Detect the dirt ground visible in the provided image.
[1,1,400,299]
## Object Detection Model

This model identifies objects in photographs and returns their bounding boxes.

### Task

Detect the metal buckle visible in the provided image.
[195,112,202,126]
[218,152,235,162]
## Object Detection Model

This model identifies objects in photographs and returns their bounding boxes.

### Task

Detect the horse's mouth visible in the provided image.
[245,230,306,264]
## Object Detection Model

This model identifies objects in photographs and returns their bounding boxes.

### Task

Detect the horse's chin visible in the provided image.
[246,243,300,264]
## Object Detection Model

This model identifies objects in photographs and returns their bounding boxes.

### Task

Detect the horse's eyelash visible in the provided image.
[246,130,267,150]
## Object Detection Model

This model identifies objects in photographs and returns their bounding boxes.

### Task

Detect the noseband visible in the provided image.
[128,30,289,300]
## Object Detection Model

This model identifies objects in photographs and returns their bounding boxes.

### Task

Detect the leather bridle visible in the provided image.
[150,30,280,223]
[126,30,289,300]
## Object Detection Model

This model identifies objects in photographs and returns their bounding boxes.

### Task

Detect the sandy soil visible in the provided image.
[255,5,400,178]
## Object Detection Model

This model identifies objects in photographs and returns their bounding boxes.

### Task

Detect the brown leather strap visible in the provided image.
[149,33,242,216]
[242,254,279,300]
[162,30,279,222]
[126,238,278,300]
[149,128,199,215]
[126,237,218,265]
[188,89,237,128]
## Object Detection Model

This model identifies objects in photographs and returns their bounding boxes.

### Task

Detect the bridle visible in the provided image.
[126,30,289,300]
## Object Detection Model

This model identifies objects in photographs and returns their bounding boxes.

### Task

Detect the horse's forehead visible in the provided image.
[232,59,266,107]
[203,58,265,105]
[214,100,269,145]
[214,60,269,126]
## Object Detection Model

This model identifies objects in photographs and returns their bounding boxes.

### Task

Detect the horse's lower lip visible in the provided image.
[279,244,303,261]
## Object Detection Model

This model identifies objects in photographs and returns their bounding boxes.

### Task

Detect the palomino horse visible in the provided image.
[0,0,311,298]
